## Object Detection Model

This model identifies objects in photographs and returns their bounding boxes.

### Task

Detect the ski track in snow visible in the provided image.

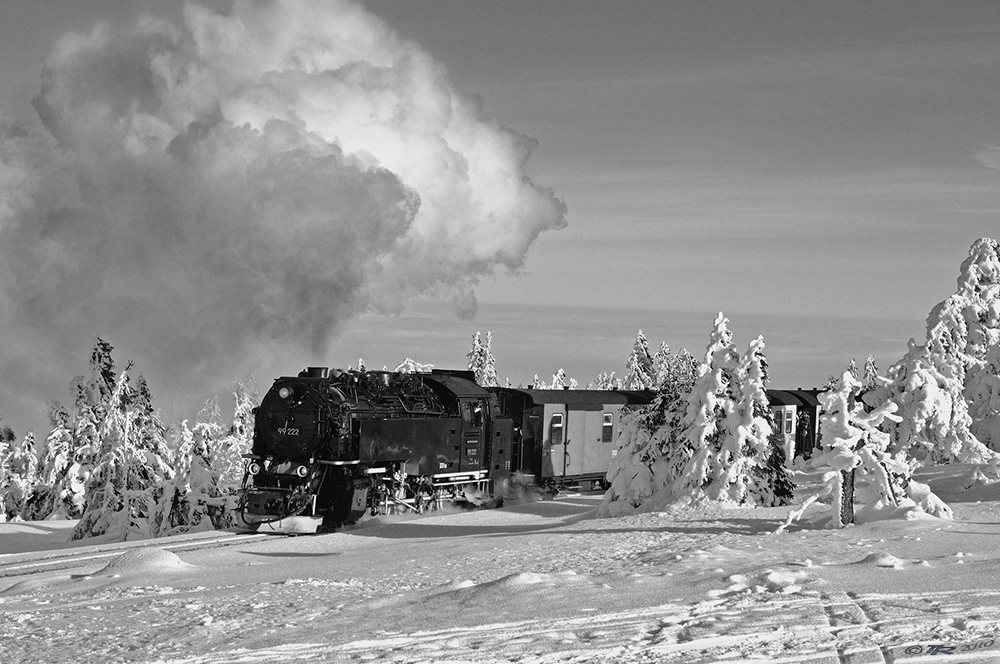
[3,472,1000,664]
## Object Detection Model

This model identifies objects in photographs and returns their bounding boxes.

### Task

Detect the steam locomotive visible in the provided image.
[238,366,653,533]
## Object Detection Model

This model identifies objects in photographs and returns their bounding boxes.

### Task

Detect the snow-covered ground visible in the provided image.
[3,465,1000,664]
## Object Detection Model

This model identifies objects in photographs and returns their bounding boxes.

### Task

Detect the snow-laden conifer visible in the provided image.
[466,331,485,380]
[23,403,75,520]
[465,331,499,386]
[133,374,172,466]
[71,367,174,542]
[677,313,742,503]
[870,342,991,464]
[785,371,951,530]
[550,369,568,390]
[155,377,257,534]
[866,238,1000,462]
[0,418,15,521]
[623,330,654,390]
[598,385,691,517]
[588,371,622,390]
[1,431,37,521]
[601,314,769,515]
[395,358,434,373]
[481,332,499,387]
[735,337,794,507]
[967,345,1000,449]
[151,416,226,537]
[55,339,120,520]
[862,354,879,393]
[215,377,257,498]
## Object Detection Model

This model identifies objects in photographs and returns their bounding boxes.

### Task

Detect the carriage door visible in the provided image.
[564,406,590,478]
[546,404,568,480]
[461,398,486,472]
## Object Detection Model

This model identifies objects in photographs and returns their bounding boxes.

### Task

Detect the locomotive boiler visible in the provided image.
[239,367,513,533]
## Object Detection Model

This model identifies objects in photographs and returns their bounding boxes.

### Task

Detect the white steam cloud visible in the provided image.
[0,0,566,427]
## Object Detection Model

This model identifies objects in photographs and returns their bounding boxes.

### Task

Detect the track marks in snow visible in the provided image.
[821,591,891,664]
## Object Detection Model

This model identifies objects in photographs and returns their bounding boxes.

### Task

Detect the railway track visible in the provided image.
[0,531,270,579]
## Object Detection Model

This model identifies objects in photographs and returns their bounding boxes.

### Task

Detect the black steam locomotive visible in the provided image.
[238,366,652,533]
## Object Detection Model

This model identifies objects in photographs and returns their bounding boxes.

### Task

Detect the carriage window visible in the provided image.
[773,410,783,431]
[602,413,614,443]
[550,413,564,446]
[785,411,794,434]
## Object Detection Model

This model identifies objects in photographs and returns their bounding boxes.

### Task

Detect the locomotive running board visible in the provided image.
[431,470,488,484]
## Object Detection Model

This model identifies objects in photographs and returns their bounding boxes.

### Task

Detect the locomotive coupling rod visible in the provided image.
[388,495,420,513]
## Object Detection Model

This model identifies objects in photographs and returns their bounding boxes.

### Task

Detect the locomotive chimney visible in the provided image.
[306,367,330,379]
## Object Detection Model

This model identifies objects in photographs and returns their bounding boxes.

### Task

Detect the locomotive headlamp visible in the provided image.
[248,462,262,476]
[295,465,309,478]
[278,386,293,400]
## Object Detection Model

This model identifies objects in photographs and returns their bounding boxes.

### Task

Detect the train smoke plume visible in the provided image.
[0,0,566,426]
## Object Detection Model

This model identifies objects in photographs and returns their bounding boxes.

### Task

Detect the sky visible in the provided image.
[358,1,1000,309]
[1,1,999,434]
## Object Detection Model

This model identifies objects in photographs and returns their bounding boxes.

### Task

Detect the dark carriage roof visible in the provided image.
[766,389,823,408]
[426,370,493,398]
[502,387,654,407]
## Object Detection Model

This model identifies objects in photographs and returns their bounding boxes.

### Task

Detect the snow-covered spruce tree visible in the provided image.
[466,331,499,387]
[623,330,655,390]
[587,371,623,390]
[550,369,569,390]
[734,337,794,507]
[599,313,748,515]
[157,376,258,533]
[675,313,743,504]
[5,432,38,520]
[56,379,102,519]
[481,332,499,387]
[869,342,992,464]
[52,338,121,520]
[786,371,951,530]
[967,345,1000,449]
[0,417,15,521]
[466,331,485,381]
[598,350,700,517]
[395,358,434,373]
[1,430,37,521]
[133,374,173,466]
[216,376,257,497]
[151,413,229,537]
[71,367,174,542]
[865,238,1000,462]
[652,344,699,394]
[23,403,75,520]
[862,355,879,393]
